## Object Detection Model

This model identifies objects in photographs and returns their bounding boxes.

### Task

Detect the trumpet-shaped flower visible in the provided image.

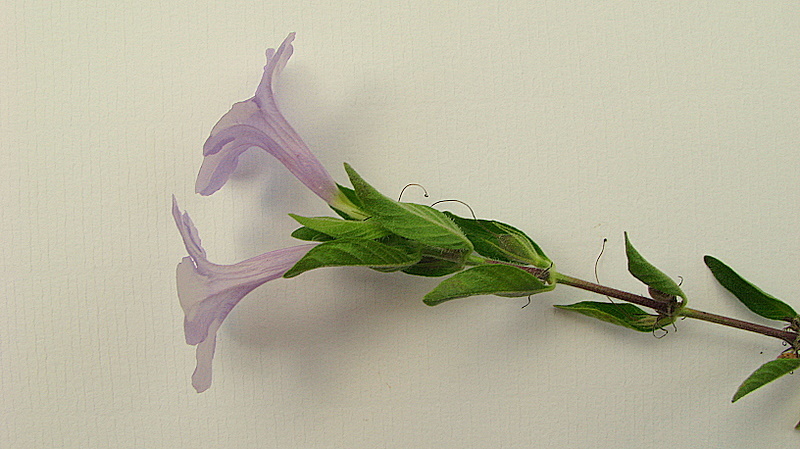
[197,33,364,219]
[172,196,315,392]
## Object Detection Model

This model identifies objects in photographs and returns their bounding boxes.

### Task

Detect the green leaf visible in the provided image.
[402,257,464,277]
[704,255,798,322]
[732,358,800,403]
[423,264,551,306]
[624,232,686,300]
[290,226,334,242]
[284,238,421,278]
[444,212,551,268]
[328,184,368,220]
[555,301,673,333]
[344,163,473,251]
[337,184,363,210]
[289,214,392,240]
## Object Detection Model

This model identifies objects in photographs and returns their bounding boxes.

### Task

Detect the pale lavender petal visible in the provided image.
[192,319,221,393]
[172,196,210,273]
[172,197,315,392]
[176,247,311,345]
[196,33,340,205]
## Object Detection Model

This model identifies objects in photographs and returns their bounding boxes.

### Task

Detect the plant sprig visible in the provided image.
[284,163,800,421]
[174,34,800,427]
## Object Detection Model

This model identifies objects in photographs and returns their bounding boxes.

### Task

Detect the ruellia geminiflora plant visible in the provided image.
[172,33,800,427]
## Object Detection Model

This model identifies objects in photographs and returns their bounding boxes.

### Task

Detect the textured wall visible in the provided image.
[3,1,800,447]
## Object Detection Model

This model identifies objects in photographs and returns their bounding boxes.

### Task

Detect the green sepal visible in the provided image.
[423,264,552,306]
[290,227,334,242]
[704,255,798,323]
[289,214,391,240]
[284,238,422,278]
[555,301,674,333]
[328,184,368,220]
[344,163,473,251]
[337,184,364,211]
[444,212,551,268]
[732,358,800,403]
[624,232,686,301]
[402,257,464,277]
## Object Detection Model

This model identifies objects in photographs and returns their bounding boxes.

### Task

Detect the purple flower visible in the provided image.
[172,196,315,392]
[197,33,364,219]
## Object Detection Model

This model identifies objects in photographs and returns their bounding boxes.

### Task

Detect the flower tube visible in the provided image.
[172,196,315,392]
[196,33,364,218]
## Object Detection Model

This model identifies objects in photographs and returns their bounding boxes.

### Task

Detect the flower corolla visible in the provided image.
[196,33,363,218]
[172,196,315,392]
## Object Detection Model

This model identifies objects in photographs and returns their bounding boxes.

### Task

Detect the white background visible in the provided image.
[3,1,800,447]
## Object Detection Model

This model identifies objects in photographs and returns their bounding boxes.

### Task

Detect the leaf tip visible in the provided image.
[422,295,443,306]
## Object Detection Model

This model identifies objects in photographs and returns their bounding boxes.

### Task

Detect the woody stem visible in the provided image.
[532,270,798,345]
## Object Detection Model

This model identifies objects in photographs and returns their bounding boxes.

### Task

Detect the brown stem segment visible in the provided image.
[679,308,797,344]
[552,273,669,313]
[548,272,798,345]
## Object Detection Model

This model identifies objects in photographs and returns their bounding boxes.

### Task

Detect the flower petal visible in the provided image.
[172,197,316,392]
[172,195,211,273]
[196,33,340,205]
[192,319,221,393]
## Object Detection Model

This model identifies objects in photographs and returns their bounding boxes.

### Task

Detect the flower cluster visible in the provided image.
[173,33,359,392]
[172,33,552,393]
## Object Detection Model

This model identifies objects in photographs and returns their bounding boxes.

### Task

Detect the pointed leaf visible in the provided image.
[289,214,392,240]
[337,184,364,209]
[344,164,473,251]
[284,238,421,278]
[732,358,800,402]
[555,301,673,332]
[402,257,464,277]
[291,226,334,242]
[444,212,551,268]
[704,255,798,322]
[328,184,368,220]
[624,232,686,300]
[423,264,551,306]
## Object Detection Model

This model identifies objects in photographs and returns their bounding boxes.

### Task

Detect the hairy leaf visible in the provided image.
[732,358,800,403]
[290,226,334,242]
[402,257,465,277]
[330,184,367,220]
[444,212,551,268]
[337,184,364,209]
[344,164,473,251]
[284,238,421,278]
[423,264,551,306]
[704,255,798,322]
[624,232,686,300]
[555,301,673,332]
[289,214,391,240]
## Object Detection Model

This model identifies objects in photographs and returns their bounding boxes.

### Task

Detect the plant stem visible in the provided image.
[552,273,668,312]
[546,271,798,345]
[678,308,796,344]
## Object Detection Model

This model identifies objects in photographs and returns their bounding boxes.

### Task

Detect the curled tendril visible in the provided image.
[651,314,678,339]
[430,199,477,219]
[398,183,429,201]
